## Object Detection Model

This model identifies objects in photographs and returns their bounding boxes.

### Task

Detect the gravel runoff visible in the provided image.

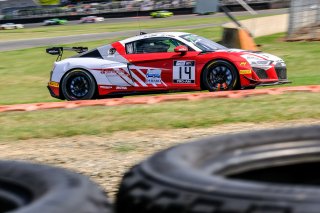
[1,119,319,200]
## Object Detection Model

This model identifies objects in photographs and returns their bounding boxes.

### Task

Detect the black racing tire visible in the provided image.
[116,126,320,213]
[202,60,239,92]
[61,69,96,101]
[0,161,112,213]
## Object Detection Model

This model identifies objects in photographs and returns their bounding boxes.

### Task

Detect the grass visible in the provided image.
[0,92,319,141]
[113,143,137,153]
[0,28,319,105]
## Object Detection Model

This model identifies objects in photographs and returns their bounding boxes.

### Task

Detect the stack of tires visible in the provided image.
[1,126,319,213]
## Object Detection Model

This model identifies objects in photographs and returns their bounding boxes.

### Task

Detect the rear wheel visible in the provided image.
[61,69,96,101]
[202,60,239,91]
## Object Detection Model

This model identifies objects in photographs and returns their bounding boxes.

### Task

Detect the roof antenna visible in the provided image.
[136,8,146,35]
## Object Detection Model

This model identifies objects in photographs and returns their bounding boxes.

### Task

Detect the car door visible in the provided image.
[123,37,199,90]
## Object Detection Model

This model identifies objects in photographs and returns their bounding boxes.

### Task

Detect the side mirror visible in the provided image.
[174,45,188,55]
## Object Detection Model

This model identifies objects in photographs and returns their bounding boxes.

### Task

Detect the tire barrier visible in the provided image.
[0,85,319,113]
[116,125,320,213]
[0,161,113,213]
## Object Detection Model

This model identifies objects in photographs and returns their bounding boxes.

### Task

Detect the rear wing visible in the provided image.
[46,47,88,61]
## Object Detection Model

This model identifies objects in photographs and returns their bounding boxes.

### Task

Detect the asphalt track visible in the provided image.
[0,86,319,113]
[0,8,288,52]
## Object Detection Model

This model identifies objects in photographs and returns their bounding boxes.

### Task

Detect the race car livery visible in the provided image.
[47,32,290,100]
[150,10,174,18]
[80,16,105,23]
[43,18,67,25]
[0,23,24,30]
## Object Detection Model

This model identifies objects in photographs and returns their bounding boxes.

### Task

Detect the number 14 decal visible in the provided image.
[173,60,195,84]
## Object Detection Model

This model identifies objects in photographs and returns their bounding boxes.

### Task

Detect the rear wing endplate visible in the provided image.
[46,47,88,61]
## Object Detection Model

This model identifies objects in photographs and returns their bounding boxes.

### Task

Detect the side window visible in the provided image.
[125,37,192,54]
[126,43,134,54]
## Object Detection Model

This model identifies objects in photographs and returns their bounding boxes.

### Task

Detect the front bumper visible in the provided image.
[245,63,291,87]
[257,80,292,86]
[244,76,291,87]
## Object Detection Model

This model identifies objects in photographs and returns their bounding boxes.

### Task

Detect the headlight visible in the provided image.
[240,54,273,68]
[250,60,273,66]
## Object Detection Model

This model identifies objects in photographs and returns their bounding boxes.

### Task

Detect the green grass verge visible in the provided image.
[0,92,319,141]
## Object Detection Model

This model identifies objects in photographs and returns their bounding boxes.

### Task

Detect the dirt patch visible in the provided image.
[287,24,320,41]
[1,119,319,200]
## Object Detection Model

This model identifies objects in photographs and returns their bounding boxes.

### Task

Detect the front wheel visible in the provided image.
[202,60,239,91]
[61,69,96,101]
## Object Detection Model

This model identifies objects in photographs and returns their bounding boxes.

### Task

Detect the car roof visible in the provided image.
[119,32,190,44]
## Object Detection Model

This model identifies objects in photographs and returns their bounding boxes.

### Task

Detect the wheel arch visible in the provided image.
[200,58,241,90]
[59,68,98,100]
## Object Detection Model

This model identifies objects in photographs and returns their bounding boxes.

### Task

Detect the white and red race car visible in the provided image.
[80,16,105,23]
[47,32,290,100]
[0,23,24,30]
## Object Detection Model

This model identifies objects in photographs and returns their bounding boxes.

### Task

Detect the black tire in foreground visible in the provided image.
[0,161,112,213]
[116,126,320,213]
[61,69,96,100]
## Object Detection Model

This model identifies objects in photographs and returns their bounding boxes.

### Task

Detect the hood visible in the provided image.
[229,48,284,62]
[217,48,285,69]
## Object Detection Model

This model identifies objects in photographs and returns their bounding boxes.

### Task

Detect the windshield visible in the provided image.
[180,34,227,51]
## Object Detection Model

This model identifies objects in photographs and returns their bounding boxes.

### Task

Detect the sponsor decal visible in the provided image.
[100,69,116,74]
[239,62,247,66]
[239,70,252,75]
[146,69,162,84]
[48,81,59,87]
[116,86,127,90]
[173,60,195,84]
[100,86,113,89]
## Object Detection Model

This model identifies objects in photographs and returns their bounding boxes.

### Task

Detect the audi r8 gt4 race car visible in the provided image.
[150,10,173,18]
[47,32,290,100]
